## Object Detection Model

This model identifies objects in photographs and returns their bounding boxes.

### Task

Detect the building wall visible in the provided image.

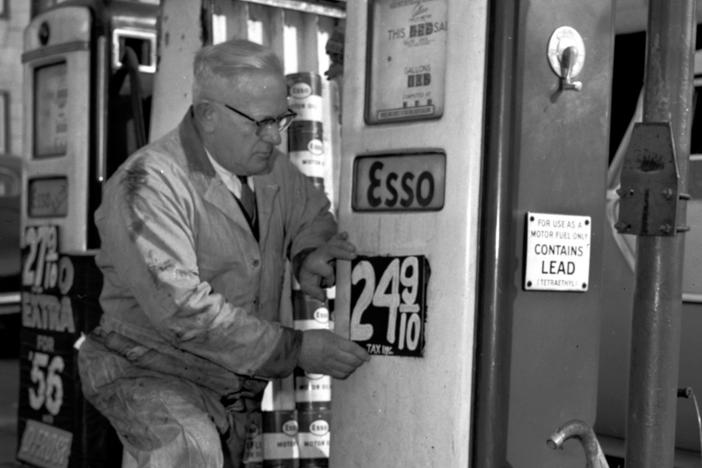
[0,0,30,157]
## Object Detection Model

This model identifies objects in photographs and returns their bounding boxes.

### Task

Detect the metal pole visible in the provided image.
[625,1,696,466]
[472,0,517,465]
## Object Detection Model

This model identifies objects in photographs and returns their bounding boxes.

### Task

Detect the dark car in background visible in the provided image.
[0,155,21,356]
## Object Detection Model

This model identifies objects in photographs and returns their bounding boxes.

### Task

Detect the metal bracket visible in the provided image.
[547,26,585,91]
[616,122,682,236]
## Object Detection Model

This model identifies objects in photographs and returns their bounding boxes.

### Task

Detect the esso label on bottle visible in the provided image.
[313,307,329,323]
[282,420,298,436]
[309,419,329,436]
[290,83,312,98]
[307,139,324,155]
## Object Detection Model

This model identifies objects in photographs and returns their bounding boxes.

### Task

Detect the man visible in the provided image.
[78,39,369,467]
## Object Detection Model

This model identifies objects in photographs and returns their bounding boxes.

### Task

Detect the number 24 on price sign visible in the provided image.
[350,255,429,357]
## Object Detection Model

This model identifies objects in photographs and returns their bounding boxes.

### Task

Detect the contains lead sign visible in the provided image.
[524,212,591,292]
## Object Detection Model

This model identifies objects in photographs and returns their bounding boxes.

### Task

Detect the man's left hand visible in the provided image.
[298,232,357,300]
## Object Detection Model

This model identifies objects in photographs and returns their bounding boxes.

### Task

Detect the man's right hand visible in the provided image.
[298,329,370,379]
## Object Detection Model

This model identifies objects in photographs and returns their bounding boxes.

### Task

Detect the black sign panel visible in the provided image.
[18,225,76,468]
[17,225,107,468]
[350,255,429,356]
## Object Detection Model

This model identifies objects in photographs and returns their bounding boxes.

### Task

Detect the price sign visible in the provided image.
[350,255,429,356]
[17,308,77,468]
[22,225,64,291]
[18,225,82,468]
[366,0,448,123]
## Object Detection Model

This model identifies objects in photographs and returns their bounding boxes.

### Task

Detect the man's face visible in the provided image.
[209,70,288,176]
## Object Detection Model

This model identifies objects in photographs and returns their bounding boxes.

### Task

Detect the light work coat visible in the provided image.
[82,110,336,397]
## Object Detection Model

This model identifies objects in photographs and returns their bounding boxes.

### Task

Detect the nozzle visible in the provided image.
[547,419,609,468]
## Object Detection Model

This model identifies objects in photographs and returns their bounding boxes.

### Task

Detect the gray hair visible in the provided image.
[192,39,284,102]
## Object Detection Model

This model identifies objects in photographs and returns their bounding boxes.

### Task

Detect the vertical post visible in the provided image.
[472,0,516,465]
[625,1,696,466]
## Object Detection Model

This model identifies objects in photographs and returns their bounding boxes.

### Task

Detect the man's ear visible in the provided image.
[193,102,216,133]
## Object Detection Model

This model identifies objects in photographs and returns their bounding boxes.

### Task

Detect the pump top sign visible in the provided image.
[366,0,448,124]
[524,212,591,292]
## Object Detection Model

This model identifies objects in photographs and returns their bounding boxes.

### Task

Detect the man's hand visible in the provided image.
[298,329,370,379]
[298,232,357,300]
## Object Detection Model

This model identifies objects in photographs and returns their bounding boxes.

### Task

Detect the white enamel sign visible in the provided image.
[524,212,591,292]
[366,0,448,123]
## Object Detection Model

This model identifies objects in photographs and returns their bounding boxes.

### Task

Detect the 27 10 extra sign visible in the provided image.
[350,255,428,356]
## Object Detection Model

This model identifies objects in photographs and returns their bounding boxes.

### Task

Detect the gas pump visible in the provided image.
[333,0,613,467]
[14,0,625,466]
[17,2,157,467]
[332,1,486,466]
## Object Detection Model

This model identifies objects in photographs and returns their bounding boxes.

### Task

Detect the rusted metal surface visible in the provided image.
[617,122,679,236]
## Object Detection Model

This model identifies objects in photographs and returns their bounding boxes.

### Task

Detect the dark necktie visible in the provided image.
[237,176,258,237]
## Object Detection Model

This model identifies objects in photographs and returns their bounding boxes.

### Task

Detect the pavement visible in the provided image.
[0,358,22,467]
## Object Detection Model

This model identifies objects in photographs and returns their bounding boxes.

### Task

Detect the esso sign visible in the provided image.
[352,153,445,211]
[366,161,435,209]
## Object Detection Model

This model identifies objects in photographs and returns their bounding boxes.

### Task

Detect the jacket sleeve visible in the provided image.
[95,153,301,378]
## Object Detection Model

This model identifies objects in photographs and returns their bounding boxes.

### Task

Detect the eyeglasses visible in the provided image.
[221,103,297,134]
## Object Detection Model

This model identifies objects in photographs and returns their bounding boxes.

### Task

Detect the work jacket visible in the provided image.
[85,110,336,396]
